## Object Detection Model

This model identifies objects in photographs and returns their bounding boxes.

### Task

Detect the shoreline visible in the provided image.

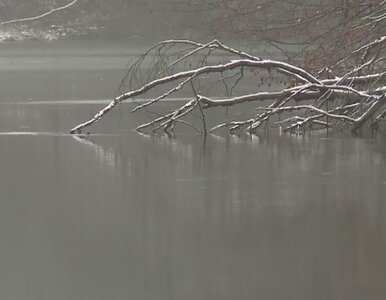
[0,24,101,42]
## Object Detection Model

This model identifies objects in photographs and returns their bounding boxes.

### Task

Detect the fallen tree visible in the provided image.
[70,1,386,136]
[70,37,386,136]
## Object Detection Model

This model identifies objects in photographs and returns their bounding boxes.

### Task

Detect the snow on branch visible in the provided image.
[0,0,80,26]
[70,40,386,135]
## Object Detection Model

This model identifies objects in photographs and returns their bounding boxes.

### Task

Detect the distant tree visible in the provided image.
[183,0,384,73]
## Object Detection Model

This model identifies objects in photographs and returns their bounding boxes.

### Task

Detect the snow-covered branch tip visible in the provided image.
[70,39,386,136]
[0,0,81,26]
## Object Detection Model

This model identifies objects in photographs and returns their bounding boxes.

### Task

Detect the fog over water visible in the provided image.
[0,39,386,300]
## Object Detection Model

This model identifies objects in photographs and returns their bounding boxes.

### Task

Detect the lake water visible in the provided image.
[0,41,386,300]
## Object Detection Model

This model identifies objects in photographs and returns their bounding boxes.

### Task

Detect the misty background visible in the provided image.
[0,0,211,41]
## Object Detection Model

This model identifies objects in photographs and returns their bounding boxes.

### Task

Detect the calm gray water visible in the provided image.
[0,41,386,300]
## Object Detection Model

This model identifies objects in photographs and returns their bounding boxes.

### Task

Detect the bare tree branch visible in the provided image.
[70,39,386,136]
[0,0,81,26]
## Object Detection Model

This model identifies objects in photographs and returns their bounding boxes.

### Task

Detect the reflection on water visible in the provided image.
[0,42,386,300]
[70,132,386,300]
[3,122,385,300]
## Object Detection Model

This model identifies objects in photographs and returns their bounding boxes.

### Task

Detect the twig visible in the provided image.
[1,0,81,26]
